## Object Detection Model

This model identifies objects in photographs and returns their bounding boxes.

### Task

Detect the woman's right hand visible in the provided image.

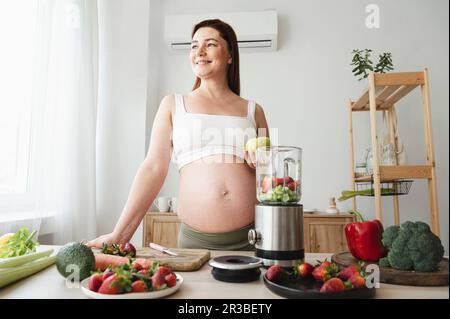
[86,232,119,248]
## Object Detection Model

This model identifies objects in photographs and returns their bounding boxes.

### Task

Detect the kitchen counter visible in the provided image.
[0,246,448,299]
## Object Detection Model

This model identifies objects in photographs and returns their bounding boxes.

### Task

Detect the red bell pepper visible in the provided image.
[345,210,386,262]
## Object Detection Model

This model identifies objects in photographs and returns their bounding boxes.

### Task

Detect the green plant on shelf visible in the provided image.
[351,49,394,81]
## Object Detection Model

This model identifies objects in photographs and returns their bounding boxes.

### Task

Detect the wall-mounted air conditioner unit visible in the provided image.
[164,10,278,53]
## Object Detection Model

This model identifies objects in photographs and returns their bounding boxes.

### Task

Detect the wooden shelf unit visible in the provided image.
[348,70,440,235]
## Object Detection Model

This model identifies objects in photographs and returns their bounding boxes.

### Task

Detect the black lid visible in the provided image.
[209,256,263,283]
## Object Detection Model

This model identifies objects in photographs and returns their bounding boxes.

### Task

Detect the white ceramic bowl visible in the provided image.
[81,273,183,299]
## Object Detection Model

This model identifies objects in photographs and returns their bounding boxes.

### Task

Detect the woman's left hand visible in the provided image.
[245,150,256,169]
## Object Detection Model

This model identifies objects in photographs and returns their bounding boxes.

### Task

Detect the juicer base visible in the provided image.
[260,258,304,268]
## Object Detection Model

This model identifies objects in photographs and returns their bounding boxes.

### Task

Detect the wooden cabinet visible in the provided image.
[142,212,181,248]
[143,212,355,253]
[303,213,355,253]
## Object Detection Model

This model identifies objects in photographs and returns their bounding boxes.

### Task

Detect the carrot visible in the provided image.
[94,254,129,271]
[133,258,153,270]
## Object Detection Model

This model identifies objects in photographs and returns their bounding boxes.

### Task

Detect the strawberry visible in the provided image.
[118,242,136,257]
[312,260,339,282]
[283,176,294,184]
[132,262,143,272]
[261,176,271,193]
[102,268,114,281]
[272,177,284,186]
[165,273,177,288]
[349,273,366,289]
[131,280,147,292]
[151,272,166,290]
[266,265,285,283]
[157,266,173,277]
[98,274,120,294]
[297,262,314,278]
[338,263,364,280]
[88,273,103,292]
[320,277,346,293]
[287,181,299,191]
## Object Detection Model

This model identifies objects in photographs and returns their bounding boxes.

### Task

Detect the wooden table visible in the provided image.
[0,246,448,299]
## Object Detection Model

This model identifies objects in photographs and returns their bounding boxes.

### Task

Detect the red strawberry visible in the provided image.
[287,181,299,191]
[273,177,284,186]
[297,262,314,278]
[102,269,114,281]
[157,266,173,277]
[349,274,366,289]
[151,272,166,290]
[131,280,147,292]
[283,176,294,184]
[88,273,103,292]
[134,258,153,270]
[165,273,177,288]
[320,277,346,293]
[266,265,285,283]
[312,260,338,282]
[132,262,143,272]
[98,274,120,294]
[118,242,136,257]
[261,176,271,193]
[338,264,363,280]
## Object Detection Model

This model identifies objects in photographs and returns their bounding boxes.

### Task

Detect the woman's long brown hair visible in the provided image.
[191,19,240,96]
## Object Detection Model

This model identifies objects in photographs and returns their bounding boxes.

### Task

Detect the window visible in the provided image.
[0,1,38,212]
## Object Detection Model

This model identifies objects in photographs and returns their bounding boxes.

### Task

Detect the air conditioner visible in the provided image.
[164,10,278,53]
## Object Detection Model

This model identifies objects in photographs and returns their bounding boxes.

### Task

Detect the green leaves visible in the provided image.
[350,49,394,80]
[0,227,38,258]
[374,52,394,74]
[351,49,374,80]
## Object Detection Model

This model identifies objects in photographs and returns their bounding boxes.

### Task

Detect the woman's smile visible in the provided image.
[195,59,212,65]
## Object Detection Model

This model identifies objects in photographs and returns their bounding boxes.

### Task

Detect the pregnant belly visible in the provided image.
[177,155,257,233]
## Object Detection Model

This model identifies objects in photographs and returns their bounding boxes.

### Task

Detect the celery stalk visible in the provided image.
[338,188,395,201]
[0,255,56,288]
[0,249,53,268]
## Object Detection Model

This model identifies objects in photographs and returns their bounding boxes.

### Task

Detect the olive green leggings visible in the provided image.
[177,222,255,251]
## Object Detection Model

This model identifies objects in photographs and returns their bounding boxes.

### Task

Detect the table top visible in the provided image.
[0,246,448,299]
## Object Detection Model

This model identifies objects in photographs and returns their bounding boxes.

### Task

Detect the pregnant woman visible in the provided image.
[87,19,269,250]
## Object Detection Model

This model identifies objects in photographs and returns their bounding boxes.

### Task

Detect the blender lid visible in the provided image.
[209,256,262,283]
[208,255,262,270]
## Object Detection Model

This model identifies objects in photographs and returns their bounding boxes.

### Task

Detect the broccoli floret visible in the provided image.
[382,225,399,248]
[381,221,444,272]
[379,257,391,268]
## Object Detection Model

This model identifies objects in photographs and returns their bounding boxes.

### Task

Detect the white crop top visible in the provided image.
[172,94,257,170]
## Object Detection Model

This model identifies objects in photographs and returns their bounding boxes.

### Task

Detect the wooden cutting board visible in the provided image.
[136,248,211,271]
[332,252,449,286]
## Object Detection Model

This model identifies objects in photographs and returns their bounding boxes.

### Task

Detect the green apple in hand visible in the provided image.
[245,137,271,152]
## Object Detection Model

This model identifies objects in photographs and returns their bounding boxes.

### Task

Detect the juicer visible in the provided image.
[248,146,304,267]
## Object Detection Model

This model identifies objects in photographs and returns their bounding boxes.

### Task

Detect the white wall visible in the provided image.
[147,0,449,251]
[96,0,150,246]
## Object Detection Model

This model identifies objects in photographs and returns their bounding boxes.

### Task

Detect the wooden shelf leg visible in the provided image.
[348,101,356,211]
[368,72,382,221]
[421,69,440,236]
[388,105,400,225]
[393,195,400,225]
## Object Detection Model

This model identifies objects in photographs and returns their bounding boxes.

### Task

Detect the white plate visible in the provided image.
[80,273,183,299]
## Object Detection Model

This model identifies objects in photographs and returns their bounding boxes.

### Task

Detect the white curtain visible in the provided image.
[31,0,98,244]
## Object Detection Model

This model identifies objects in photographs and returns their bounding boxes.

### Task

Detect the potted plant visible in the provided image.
[350,49,394,80]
